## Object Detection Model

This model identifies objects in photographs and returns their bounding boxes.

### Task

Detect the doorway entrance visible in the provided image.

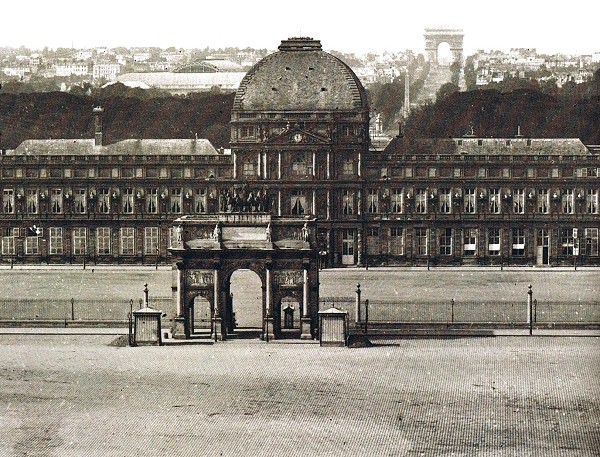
[191,295,212,335]
[342,229,355,265]
[278,296,301,338]
[536,229,550,266]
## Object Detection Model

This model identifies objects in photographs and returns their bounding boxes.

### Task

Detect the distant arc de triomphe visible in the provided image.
[424,28,464,65]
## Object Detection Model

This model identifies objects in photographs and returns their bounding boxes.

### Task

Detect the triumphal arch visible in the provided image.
[168,211,319,341]
[424,28,464,65]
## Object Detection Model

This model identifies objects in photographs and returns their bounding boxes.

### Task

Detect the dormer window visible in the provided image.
[240,126,256,139]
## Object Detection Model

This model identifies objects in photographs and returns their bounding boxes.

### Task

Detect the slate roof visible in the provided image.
[383,137,592,156]
[11,138,219,156]
[233,38,367,112]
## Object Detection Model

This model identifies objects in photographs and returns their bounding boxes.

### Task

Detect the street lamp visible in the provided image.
[144,283,149,307]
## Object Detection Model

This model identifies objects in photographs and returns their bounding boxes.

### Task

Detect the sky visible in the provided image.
[2,0,599,56]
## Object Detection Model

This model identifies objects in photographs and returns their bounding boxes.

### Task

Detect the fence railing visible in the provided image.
[2,294,598,327]
[0,296,174,322]
[318,297,600,325]
[319,296,356,322]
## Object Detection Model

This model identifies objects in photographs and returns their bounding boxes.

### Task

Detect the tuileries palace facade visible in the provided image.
[0,37,598,267]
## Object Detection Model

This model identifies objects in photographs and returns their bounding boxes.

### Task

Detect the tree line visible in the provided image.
[1,71,599,149]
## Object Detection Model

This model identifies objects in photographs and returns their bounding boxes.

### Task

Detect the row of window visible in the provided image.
[0,227,163,256]
[3,162,597,181]
[3,226,597,260]
[370,166,600,179]
[1,188,210,215]
[3,186,598,217]
[353,227,599,257]
[0,166,226,179]
[361,188,599,215]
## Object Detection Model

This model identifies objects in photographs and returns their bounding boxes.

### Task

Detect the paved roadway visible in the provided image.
[0,333,598,456]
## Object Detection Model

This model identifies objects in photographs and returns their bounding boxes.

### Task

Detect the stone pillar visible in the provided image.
[312,151,316,178]
[233,151,237,180]
[326,151,331,179]
[264,266,275,341]
[278,151,282,180]
[171,264,186,339]
[277,190,282,216]
[326,190,330,220]
[312,190,316,216]
[358,152,362,177]
[212,268,223,341]
[176,268,183,316]
[263,151,268,179]
[257,152,262,178]
[300,265,312,339]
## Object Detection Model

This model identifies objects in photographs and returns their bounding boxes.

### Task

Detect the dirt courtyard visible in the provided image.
[1,335,599,456]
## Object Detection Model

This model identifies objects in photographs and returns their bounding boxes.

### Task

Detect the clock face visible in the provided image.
[293,133,303,143]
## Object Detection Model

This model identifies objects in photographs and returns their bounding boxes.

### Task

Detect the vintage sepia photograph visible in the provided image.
[0,1,599,455]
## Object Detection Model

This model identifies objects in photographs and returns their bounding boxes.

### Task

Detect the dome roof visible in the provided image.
[233,38,367,112]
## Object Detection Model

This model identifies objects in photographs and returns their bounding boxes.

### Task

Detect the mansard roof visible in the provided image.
[383,137,592,156]
[11,138,219,156]
[233,37,367,113]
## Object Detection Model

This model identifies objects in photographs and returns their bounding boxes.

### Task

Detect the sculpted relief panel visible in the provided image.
[273,270,302,286]
[186,270,214,287]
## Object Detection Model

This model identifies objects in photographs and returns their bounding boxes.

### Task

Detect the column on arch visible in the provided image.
[302,265,309,317]
[265,264,272,318]
[213,268,220,316]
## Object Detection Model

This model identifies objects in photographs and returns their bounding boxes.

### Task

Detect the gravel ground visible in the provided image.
[1,334,599,456]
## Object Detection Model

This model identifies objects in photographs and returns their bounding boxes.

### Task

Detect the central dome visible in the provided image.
[233,37,367,112]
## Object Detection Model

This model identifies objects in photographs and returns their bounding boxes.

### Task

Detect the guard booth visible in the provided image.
[318,307,348,347]
[132,306,164,346]
[168,214,320,341]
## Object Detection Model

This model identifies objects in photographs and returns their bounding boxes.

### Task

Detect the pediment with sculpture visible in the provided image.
[265,127,331,146]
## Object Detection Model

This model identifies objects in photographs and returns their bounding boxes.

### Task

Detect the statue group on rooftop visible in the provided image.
[218,185,271,213]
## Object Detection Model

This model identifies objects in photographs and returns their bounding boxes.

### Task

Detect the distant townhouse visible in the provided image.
[92,63,121,81]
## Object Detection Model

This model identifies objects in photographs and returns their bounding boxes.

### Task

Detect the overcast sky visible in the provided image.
[3,0,598,56]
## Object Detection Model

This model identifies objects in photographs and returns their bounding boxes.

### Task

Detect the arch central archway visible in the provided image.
[228,269,263,330]
[169,215,319,341]
[436,42,452,66]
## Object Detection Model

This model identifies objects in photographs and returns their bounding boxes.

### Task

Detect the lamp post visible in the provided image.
[144,283,149,308]
[527,284,533,336]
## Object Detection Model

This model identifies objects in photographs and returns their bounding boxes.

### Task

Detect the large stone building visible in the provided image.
[0,37,598,267]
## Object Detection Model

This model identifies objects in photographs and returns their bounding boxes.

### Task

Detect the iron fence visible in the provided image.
[319,297,600,326]
[0,296,174,323]
[319,296,355,322]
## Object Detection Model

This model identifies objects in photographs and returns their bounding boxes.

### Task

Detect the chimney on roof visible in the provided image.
[93,106,104,146]
[397,121,404,138]
[515,125,524,138]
